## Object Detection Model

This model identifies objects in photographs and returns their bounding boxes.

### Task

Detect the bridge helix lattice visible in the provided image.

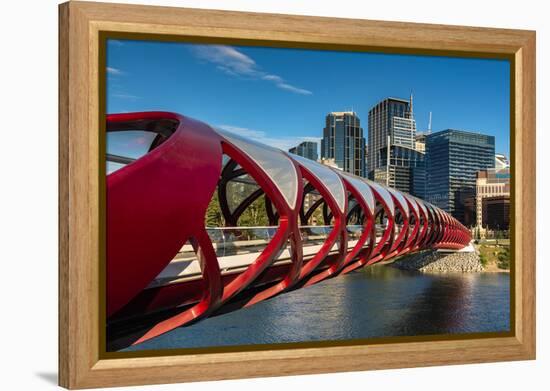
[106,112,471,345]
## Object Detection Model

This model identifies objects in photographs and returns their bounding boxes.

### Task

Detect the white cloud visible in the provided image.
[193,45,257,77]
[191,45,312,96]
[216,124,320,152]
[261,74,283,83]
[107,67,123,76]
[275,83,313,95]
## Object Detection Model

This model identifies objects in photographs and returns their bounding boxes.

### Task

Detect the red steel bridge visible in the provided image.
[106,112,471,347]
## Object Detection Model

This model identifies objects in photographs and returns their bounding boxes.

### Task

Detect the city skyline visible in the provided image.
[106,39,510,158]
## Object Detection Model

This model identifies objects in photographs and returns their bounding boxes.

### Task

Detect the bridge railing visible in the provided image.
[177,224,394,261]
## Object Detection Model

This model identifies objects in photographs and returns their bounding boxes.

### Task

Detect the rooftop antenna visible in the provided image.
[409,92,414,119]
[428,111,432,134]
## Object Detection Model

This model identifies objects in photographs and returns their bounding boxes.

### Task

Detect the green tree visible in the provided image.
[205,191,225,227]
[497,247,510,269]
[238,195,269,227]
[479,252,488,267]
[307,206,324,226]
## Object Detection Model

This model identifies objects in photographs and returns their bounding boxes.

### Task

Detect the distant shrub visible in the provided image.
[497,248,510,270]
[479,253,488,267]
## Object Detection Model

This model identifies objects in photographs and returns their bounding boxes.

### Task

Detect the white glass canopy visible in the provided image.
[415,197,428,220]
[387,188,410,219]
[289,154,346,214]
[364,179,395,215]
[408,195,427,218]
[217,129,299,210]
[404,194,420,217]
[340,172,376,215]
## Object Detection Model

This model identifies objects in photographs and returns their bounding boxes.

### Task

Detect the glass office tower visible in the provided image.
[367,96,424,195]
[426,129,495,223]
[321,111,366,177]
[289,141,318,162]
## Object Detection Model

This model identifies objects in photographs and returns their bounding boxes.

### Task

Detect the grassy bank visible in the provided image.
[475,241,510,272]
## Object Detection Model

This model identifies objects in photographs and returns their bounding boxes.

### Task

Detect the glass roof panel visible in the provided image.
[217,130,299,209]
[424,203,435,220]
[404,194,419,216]
[364,179,395,215]
[340,173,375,215]
[414,197,428,218]
[107,130,157,160]
[437,208,447,223]
[289,154,346,213]
[388,188,409,218]
[434,207,444,224]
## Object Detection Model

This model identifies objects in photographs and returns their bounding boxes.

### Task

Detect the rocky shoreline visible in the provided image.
[390,250,484,273]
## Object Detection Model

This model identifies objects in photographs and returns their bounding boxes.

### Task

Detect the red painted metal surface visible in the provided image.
[106,112,223,317]
[106,112,472,346]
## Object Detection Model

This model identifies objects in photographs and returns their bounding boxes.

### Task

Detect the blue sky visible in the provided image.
[106,39,510,157]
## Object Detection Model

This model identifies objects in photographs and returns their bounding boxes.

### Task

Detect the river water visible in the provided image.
[123,265,510,352]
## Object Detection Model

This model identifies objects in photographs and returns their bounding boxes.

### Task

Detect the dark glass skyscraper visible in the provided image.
[321,111,366,177]
[425,129,495,223]
[367,96,424,195]
[289,141,318,161]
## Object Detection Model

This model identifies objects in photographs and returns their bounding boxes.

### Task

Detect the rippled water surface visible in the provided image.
[124,265,510,351]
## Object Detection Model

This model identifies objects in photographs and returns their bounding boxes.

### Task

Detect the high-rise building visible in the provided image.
[411,163,427,200]
[482,196,510,230]
[474,167,510,228]
[321,111,366,177]
[364,144,368,170]
[463,196,477,227]
[425,129,495,223]
[289,141,318,161]
[367,96,425,195]
[415,132,427,152]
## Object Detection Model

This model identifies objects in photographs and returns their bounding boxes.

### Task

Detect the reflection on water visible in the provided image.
[123,265,510,351]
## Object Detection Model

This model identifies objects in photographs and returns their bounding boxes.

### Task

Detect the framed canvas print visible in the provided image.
[58,1,536,389]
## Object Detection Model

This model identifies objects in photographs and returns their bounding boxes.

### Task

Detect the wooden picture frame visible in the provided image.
[59,1,536,388]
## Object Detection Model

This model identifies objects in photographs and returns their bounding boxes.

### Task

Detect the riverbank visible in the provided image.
[389,247,510,273]
[389,250,482,272]
[476,241,510,272]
